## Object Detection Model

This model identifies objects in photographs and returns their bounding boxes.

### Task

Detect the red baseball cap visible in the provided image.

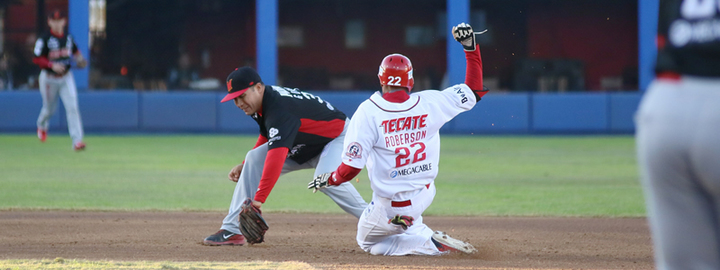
[221,66,263,103]
[48,9,65,20]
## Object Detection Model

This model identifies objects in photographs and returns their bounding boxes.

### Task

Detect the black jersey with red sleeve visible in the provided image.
[655,0,720,77]
[251,85,347,164]
[33,31,78,76]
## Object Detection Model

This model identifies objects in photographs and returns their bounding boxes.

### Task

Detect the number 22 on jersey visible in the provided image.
[394,142,426,167]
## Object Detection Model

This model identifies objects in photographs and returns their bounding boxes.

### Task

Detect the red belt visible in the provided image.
[391,200,411,207]
[657,71,680,81]
[391,183,430,207]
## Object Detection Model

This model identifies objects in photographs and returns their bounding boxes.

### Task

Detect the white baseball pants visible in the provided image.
[36,70,84,145]
[356,182,444,256]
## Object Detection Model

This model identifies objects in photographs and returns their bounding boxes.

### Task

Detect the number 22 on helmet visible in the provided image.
[378,53,414,92]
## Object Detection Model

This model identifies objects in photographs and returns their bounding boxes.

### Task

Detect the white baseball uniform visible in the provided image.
[341,84,477,255]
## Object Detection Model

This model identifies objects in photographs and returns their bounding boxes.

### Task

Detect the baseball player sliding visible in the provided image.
[202,66,368,246]
[308,23,487,255]
[33,10,88,151]
[637,0,720,268]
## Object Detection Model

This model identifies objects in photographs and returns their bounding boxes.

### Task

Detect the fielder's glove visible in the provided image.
[74,55,88,69]
[452,22,477,51]
[239,198,269,244]
[308,172,333,193]
[389,215,414,230]
[75,59,88,69]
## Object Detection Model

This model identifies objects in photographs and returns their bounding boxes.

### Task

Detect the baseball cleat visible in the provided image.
[431,231,477,254]
[73,142,86,151]
[203,230,246,246]
[37,129,47,142]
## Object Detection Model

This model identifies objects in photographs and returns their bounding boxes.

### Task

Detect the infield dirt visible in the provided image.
[0,211,653,269]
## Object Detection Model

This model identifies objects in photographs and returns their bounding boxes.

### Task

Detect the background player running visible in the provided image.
[202,66,368,245]
[33,9,88,151]
[308,23,486,255]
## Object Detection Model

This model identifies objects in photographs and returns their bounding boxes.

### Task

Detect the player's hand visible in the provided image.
[228,163,244,182]
[452,22,476,51]
[308,172,333,193]
[51,62,66,74]
[75,57,88,69]
[252,200,262,209]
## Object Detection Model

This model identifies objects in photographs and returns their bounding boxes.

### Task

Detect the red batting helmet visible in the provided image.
[378,53,414,91]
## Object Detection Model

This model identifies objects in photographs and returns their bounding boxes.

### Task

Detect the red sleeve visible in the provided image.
[253,134,268,149]
[253,147,289,203]
[465,45,488,100]
[328,163,362,186]
[32,56,53,69]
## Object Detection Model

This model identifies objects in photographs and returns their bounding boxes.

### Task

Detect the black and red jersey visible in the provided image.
[655,0,720,77]
[33,31,78,75]
[252,85,347,164]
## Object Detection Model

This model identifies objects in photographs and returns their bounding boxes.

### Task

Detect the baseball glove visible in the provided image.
[239,198,269,244]
[75,59,88,69]
[74,55,88,69]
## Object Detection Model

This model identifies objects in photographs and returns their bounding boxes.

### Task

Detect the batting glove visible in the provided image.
[452,22,476,51]
[308,172,333,193]
[389,215,414,230]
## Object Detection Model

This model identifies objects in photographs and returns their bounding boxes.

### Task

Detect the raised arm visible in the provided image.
[452,23,488,100]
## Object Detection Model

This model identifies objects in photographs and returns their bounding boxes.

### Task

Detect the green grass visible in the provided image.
[0,134,644,217]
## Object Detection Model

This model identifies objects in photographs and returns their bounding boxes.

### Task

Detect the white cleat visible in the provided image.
[431,231,477,254]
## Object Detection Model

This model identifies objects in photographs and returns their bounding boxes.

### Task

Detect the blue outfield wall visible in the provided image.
[0,91,642,134]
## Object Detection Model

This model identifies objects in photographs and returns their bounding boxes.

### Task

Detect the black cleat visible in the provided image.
[203,229,246,246]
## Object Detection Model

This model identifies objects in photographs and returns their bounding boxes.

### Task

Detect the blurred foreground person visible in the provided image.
[636,0,720,269]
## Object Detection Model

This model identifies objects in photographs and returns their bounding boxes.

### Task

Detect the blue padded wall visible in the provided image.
[0,91,645,134]
[453,94,530,134]
[141,92,217,131]
[610,93,642,132]
[532,93,609,133]
[80,92,139,130]
[0,92,61,130]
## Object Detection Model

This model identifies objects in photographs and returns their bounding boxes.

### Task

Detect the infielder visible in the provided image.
[203,66,368,245]
[33,10,87,151]
[308,23,486,255]
[636,0,720,269]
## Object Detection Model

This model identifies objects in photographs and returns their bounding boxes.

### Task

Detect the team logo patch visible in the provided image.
[269,127,279,138]
[346,142,362,159]
[390,170,398,178]
[48,38,60,49]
